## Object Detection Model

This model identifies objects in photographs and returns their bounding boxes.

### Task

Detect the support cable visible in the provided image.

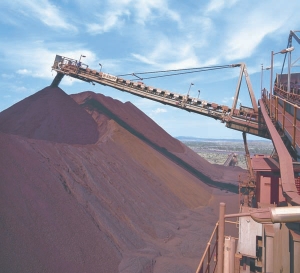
[117,64,235,78]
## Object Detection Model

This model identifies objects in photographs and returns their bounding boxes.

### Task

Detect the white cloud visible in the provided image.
[17,69,32,75]
[222,97,229,104]
[131,54,157,66]
[222,96,241,104]
[132,0,181,25]
[205,0,225,13]
[222,97,230,104]
[152,108,167,114]
[205,0,239,13]
[0,0,76,31]
[219,2,300,62]
[12,86,29,93]
[61,76,83,86]
[132,37,202,70]
[86,0,181,34]
[0,41,98,81]
[87,10,130,34]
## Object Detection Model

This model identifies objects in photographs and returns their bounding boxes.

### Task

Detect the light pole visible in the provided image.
[287,47,294,94]
[197,89,201,99]
[187,83,194,97]
[76,54,86,73]
[270,47,294,97]
[261,64,270,92]
[79,54,86,64]
[261,64,263,92]
[99,63,102,72]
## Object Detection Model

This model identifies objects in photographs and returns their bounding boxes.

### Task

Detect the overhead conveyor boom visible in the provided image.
[51,55,269,139]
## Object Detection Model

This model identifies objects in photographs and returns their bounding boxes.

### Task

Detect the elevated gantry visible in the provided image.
[51,55,269,139]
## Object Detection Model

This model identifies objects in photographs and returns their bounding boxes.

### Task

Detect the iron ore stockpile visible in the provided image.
[0,86,246,273]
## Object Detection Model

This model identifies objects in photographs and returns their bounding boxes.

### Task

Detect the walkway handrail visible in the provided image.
[274,86,300,105]
[259,98,300,205]
[262,88,300,150]
[195,223,218,273]
[273,97,300,149]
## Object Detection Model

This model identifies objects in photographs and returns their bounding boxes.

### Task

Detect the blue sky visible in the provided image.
[1,0,300,139]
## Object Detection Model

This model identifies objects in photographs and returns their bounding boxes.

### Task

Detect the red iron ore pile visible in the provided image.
[0,87,245,273]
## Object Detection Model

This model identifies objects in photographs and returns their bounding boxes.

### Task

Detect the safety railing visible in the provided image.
[274,86,300,105]
[195,220,238,273]
[262,88,300,149]
[195,223,218,273]
[260,90,300,205]
[295,178,300,195]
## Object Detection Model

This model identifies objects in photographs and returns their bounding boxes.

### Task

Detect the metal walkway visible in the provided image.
[262,87,300,158]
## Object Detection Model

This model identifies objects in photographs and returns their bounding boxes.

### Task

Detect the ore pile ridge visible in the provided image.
[0,87,244,273]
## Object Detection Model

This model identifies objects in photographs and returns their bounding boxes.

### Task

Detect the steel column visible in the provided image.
[230,237,236,273]
[265,234,274,272]
[217,203,226,273]
[283,100,286,131]
[293,106,297,148]
[275,96,278,122]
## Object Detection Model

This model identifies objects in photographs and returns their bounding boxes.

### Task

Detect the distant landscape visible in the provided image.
[178,137,274,169]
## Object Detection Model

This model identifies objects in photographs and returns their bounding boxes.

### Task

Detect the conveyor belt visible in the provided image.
[51,55,269,139]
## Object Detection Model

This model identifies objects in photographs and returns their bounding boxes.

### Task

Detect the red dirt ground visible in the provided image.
[0,86,245,273]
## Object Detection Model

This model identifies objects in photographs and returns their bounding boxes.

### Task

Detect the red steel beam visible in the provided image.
[259,99,300,205]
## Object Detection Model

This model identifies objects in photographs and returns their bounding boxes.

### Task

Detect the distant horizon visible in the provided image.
[176,136,271,142]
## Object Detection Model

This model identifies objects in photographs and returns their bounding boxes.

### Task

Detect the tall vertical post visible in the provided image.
[230,237,236,273]
[207,244,210,273]
[265,226,275,273]
[293,106,297,148]
[275,96,279,122]
[217,203,226,273]
[288,50,292,98]
[270,51,274,97]
[283,101,286,131]
[290,230,300,273]
[261,64,263,92]
[269,93,272,117]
